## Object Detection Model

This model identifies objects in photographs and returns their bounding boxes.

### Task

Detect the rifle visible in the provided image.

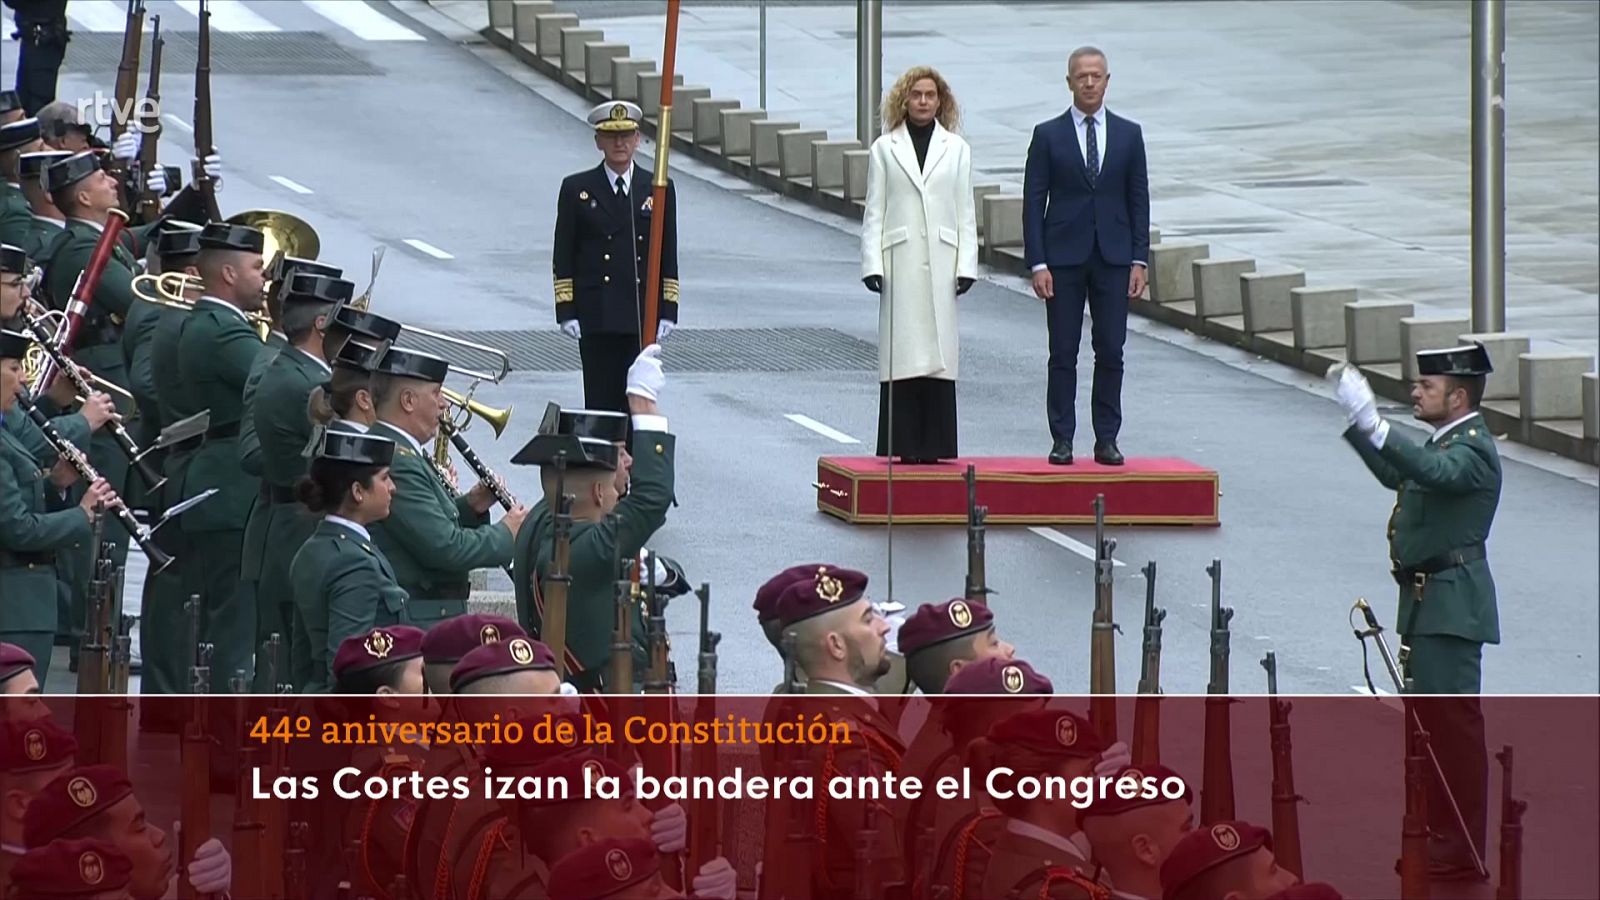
[74,521,108,762]
[1201,558,1235,825]
[696,582,720,695]
[134,15,166,223]
[1132,560,1164,766]
[258,635,289,899]
[642,552,672,694]
[759,735,815,900]
[1088,494,1119,744]
[179,594,216,900]
[543,452,573,678]
[606,511,634,693]
[100,556,132,772]
[1400,706,1431,900]
[230,669,265,898]
[853,798,882,900]
[191,0,222,221]
[285,822,310,900]
[111,1,146,141]
[687,583,722,878]
[781,630,804,695]
[963,464,990,602]
[1262,652,1304,880]
[1494,746,1526,900]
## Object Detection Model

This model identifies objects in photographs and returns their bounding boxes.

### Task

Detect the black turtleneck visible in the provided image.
[907,118,935,170]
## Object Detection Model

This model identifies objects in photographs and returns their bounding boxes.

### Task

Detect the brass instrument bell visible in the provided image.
[226,209,320,265]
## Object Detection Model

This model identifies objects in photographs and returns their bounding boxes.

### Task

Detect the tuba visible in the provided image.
[226,209,320,267]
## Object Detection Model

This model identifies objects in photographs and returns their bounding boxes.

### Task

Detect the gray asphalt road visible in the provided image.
[48,0,1598,696]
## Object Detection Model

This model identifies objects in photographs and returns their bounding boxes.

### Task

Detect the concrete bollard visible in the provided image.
[510,1,553,41]
[692,98,740,145]
[583,42,629,88]
[777,129,827,180]
[1344,300,1414,364]
[1459,332,1530,400]
[560,27,603,75]
[751,120,800,169]
[1518,352,1593,422]
[1192,258,1256,318]
[534,13,578,60]
[1149,227,1161,247]
[973,184,1002,237]
[635,73,687,118]
[843,150,870,201]
[1400,317,1471,381]
[663,86,711,129]
[718,109,768,157]
[1147,241,1209,303]
[1240,270,1306,334]
[1584,373,1598,440]
[609,58,656,102]
[1290,286,1357,350]
[982,195,1025,249]
[811,139,862,190]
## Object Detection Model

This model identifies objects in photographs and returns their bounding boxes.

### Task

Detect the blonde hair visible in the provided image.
[882,66,960,133]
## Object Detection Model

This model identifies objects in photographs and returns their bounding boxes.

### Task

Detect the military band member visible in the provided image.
[307,337,386,435]
[1,717,78,884]
[0,90,22,126]
[1336,344,1500,880]
[23,765,234,900]
[1,117,45,249]
[448,635,561,695]
[417,612,525,694]
[1077,765,1194,900]
[16,149,70,258]
[289,430,407,693]
[553,101,679,414]
[1158,821,1300,900]
[366,345,526,628]
[514,347,674,691]
[9,838,136,900]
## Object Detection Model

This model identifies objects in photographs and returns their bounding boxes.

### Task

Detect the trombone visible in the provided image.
[400,325,511,385]
[130,270,273,341]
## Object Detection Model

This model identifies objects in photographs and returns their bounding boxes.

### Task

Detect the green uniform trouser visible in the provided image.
[1404,633,1488,864]
[190,529,254,693]
[0,629,53,689]
[136,543,190,695]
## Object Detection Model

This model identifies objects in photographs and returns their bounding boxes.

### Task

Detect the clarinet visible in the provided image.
[442,419,516,509]
[21,311,166,492]
[18,395,174,573]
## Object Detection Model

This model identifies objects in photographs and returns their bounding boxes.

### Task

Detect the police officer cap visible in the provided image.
[372,345,449,385]
[944,656,1053,695]
[772,566,871,626]
[0,90,22,114]
[198,222,266,254]
[420,613,526,666]
[0,328,33,360]
[274,256,342,284]
[155,222,203,261]
[332,338,387,374]
[1416,342,1493,377]
[449,637,556,692]
[328,306,402,343]
[538,401,630,443]
[587,101,642,133]
[510,432,619,470]
[10,838,134,898]
[0,641,38,683]
[0,243,28,275]
[333,626,425,680]
[18,149,71,181]
[549,837,659,900]
[0,117,41,152]
[0,718,77,774]
[23,765,137,848]
[1160,820,1274,900]
[316,430,395,467]
[898,598,995,658]
[283,273,354,307]
[44,151,104,194]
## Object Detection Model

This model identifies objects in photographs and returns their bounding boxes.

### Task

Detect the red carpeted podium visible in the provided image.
[815,456,1220,526]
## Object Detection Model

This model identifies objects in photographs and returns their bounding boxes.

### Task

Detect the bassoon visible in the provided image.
[1262,652,1304,879]
[179,594,217,900]
[192,0,222,221]
[1132,560,1164,766]
[1201,558,1235,825]
[35,208,130,393]
[1495,746,1526,900]
[543,452,573,677]
[963,464,989,602]
[1089,494,1118,744]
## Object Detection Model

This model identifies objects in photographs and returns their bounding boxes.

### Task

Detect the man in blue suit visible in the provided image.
[1023,46,1149,466]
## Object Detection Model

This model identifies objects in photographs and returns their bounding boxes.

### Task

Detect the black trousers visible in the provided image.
[1045,245,1129,445]
[1406,634,1489,864]
[14,3,69,116]
[579,333,641,414]
[876,377,957,461]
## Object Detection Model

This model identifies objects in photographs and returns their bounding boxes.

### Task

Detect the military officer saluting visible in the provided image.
[1336,343,1501,881]
[553,101,680,414]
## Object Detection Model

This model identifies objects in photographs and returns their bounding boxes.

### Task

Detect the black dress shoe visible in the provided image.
[1094,441,1125,466]
[1048,441,1073,465]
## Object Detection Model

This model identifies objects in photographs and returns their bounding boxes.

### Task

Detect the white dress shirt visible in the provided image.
[293,347,332,375]
[1031,104,1145,273]
[1430,411,1479,443]
[631,413,669,434]
[324,514,371,541]
[605,162,636,195]
[384,422,427,456]
[334,419,369,433]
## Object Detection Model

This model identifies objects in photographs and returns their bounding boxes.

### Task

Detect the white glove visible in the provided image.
[637,548,671,585]
[145,167,167,196]
[1336,368,1381,433]
[1093,740,1132,777]
[173,822,232,895]
[111,130,140,162]
[201,153,222,180]
[625,343,665,402]
[558,681,579,696]
[691,857,738,900]
[559,319,581,340]
[656,320,675,342]
[648,802,688,853]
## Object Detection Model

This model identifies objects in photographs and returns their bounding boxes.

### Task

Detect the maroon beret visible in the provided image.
[23,765,136,848]
[772,565,869,627]
[333,626,425,680]
[0,717,77,774]
[987,709,1105,758]
[0,641,37,684]
[10,838,133,897]
[1080,764,1191,819]
[1266,884,1343,900]
[1160,821,1274,900]
[421,614,527,665]
[513,752,632,808]
[754,564,828,622]
[945,657,1053,695]
[449,636,555,692]
[898,598,995,657]
[548,837,660,900]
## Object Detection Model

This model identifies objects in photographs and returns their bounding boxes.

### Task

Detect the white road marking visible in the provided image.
[67,0,128,32]
[403,238,454,260]
[270,175,314,195]
[1253,635,1271,640]
[783,414,858,444]
[162,114,194,134]
[174,0,280,31]
[1027,527,1127,567]
[304,0,426,41]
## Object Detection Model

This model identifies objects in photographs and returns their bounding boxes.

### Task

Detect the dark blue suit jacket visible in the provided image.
[1023,108,1149,269]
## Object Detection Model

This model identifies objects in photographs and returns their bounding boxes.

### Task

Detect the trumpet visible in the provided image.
[433,386,515,510]
[130,270,273,341]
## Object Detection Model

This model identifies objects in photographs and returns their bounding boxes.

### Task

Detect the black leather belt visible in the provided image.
[263,483,297,504]
[417,582,471,601]
[1392,544,1487,587]
[205,422,241,440]
[0,550,57,567]
[169,434,204,454]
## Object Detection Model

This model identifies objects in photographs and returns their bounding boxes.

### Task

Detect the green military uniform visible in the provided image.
[236,329,287,688]
[290,518,409,693]
[23,214,63,260]
[0,182,32,250]
[15,148,71,259]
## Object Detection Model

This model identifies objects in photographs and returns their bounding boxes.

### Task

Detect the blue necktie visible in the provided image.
[1085,116,1099,185]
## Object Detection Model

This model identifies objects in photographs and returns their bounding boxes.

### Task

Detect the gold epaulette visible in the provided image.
[662,278,679,303]
[554,278,574,303]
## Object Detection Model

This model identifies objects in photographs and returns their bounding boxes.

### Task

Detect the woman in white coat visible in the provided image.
[860,66,979,464]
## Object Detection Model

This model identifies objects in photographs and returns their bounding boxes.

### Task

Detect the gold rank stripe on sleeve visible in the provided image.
[554,278,575,303]
[663,278,680,303]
